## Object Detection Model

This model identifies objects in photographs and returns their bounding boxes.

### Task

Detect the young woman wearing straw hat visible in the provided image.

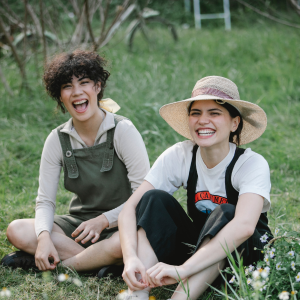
[1,50,150,274]
[117,76,272,299]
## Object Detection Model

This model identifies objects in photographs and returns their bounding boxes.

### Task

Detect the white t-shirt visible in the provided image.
[145,141,271,213]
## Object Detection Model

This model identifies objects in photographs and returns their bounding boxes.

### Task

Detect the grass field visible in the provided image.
[1,20,300,299]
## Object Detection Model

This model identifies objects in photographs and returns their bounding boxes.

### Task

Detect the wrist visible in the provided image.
[37,231,51,242]
[97,214,109,229]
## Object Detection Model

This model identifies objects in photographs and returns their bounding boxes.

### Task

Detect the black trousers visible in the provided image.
[136,190,265,267]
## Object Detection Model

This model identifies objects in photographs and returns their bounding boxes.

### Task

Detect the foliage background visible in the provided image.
[1,0,300,299]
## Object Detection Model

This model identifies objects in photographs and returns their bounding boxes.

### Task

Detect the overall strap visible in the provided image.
[187,144,199,219]
[57,125,79,179]
[225,147,246,205]
[100,114,128,172]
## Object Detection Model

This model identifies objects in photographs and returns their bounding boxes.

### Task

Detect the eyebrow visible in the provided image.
[78,76,88,81]
[190,108,223,112]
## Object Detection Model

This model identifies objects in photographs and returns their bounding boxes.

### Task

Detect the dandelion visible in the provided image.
[278,291,290,300]
[260,234,268,243]
[229,276,235,283]
[58,274,69,282]
[247,278,252,285]
[288,250,295,258]
[72,278,82,287]
[0,288,11,297]
[276,262,282,270]
[275,228,279,235]
[296,272,300,282]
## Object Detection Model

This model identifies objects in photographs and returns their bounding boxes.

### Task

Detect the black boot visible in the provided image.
[1,251,38,271]
[97,264,124,279]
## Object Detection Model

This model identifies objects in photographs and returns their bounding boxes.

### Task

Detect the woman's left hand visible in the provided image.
[146,263,187,287]
[71,215,109,244]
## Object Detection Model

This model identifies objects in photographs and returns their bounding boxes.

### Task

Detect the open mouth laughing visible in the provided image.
[72,99,89,113]
[196,128,216,138]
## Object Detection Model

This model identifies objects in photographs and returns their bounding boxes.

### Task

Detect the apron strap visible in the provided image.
[100,114,129,172]
[187,144,200,222]
[57,125,79,179]
[225,147,245,205]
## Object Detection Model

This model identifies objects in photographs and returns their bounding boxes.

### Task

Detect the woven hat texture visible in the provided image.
[159,76,267,145]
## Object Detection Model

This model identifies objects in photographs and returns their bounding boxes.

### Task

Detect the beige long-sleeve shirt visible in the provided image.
[35,109,150,237]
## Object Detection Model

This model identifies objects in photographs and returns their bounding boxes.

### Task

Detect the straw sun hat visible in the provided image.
[159,76,267,145]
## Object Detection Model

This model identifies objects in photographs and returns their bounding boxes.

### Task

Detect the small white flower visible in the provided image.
[252,280,263,290]
[278,291,290,300]
[275,228,279,235]
[288,250,295,257]
[296,272,300,282]
[264,255,270,265]
[276,262,282,270]
[245,268,249,276]
[269,248,275,258]
[72,278,82,287]
[265,266,270,273]
[252,270,260,279]
[291,261,296,268]
[260,234,268,243]
[247,278,252,285]
[261,270,268,278]
[283,232,287,236]
[58,274,69,282]
[0,288,11,297]
[229,276,235,283]
[248,265,255,272]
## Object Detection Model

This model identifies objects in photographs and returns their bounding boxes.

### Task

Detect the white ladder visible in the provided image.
[191,0,231,30]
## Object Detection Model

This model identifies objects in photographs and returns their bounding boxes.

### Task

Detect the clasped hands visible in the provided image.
[122,257,188,291]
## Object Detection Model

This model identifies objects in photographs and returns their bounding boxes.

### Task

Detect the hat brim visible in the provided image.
[159,95,267,145]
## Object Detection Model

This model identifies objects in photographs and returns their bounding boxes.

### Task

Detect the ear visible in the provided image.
[96,82,101,94]
[231,116,240,132]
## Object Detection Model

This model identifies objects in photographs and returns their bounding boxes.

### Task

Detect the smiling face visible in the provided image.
[188,100,240,149]
[60,75,101,123]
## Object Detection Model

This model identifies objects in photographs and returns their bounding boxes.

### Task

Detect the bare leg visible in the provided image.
[137,228,158,269]
[7,219,84,260]
[62,232,123,272]
[6,219,124,272]
[172,237,226,300]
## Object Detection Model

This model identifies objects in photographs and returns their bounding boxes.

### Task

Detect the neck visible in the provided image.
[200,142,231,169]
[73,108,104,146]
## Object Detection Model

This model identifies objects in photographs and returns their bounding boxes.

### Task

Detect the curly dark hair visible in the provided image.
[43,49,110,113]
[188,100,243,146]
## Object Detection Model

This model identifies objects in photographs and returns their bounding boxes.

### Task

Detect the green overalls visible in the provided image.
[53,115,132,248]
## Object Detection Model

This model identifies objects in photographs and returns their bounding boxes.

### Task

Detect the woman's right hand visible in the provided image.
[35,231,60,271]
[122,257,149,291]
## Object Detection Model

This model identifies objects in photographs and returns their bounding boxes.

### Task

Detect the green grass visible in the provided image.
[1,21,300,299]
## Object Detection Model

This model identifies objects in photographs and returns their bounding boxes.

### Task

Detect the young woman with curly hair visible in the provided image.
[1,50,150,274]
[117,76,272,300]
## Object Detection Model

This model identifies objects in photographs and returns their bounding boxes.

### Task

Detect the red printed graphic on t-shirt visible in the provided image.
[195,191,228,205]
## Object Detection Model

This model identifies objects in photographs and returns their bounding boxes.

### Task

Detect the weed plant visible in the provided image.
[0,22,300,299]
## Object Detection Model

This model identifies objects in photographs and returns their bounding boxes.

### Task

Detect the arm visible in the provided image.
[119,180,154,290]
[147,193,263,285]
[35,130,62,270]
